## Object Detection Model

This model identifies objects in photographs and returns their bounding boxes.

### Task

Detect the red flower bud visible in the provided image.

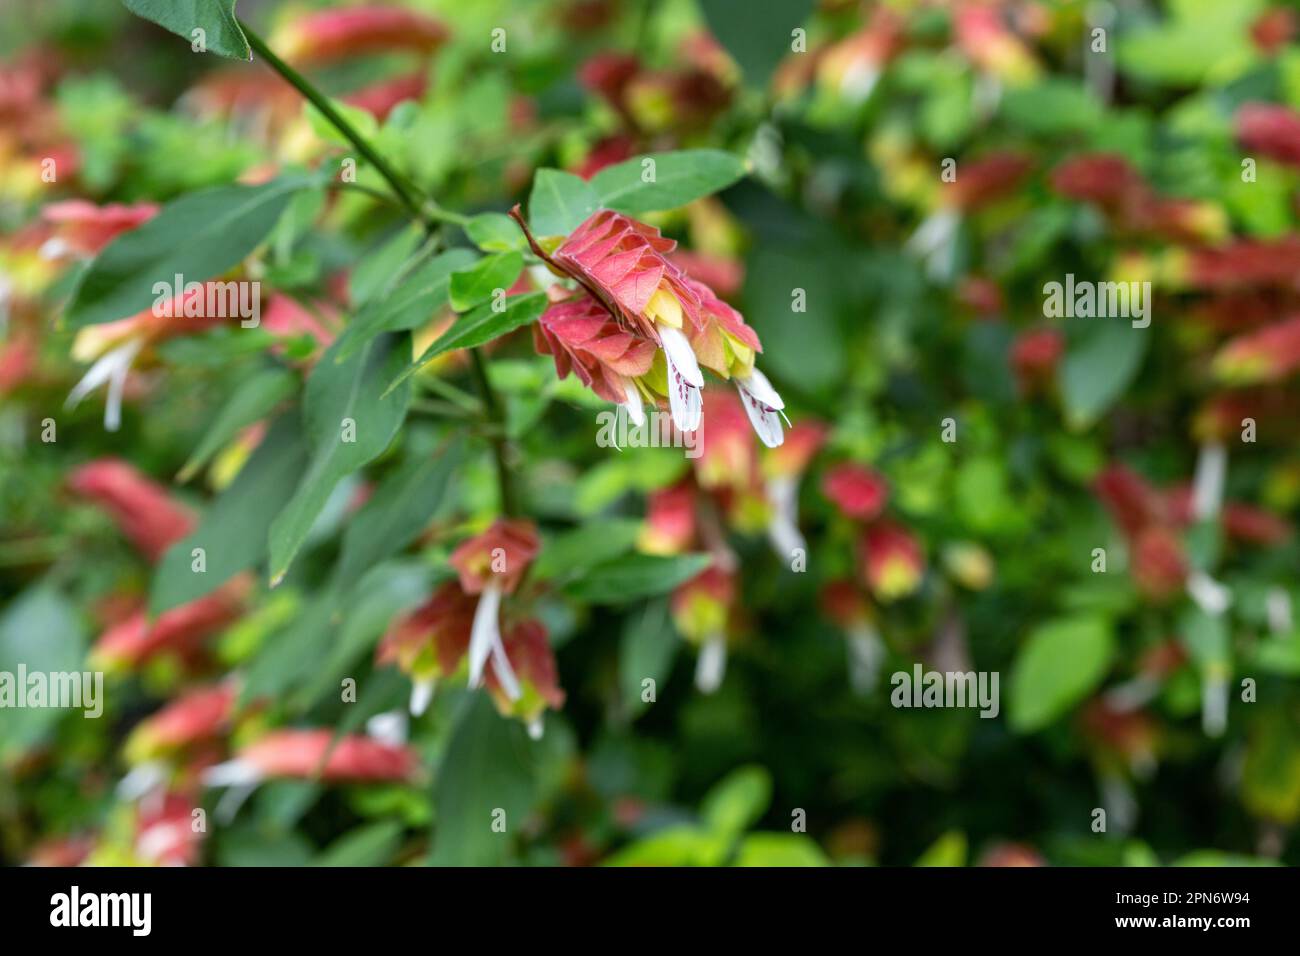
[1131,526,1187,602]
[92,581,248,670]
[860,522,923,602]
[449,519,540,595]
[41,200,158,257]
[68,459,195,562]
[641,483,697,555]
[1237,102,1300,167]
[239,729,417,782]
[126,683,238,762]
[822,463,888,521]
[1010,327,1063,393]
[1213,315,1300,384]
[275,7,449,65]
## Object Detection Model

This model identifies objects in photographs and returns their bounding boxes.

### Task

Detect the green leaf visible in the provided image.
[268,334,412,586]
[701,765,772,839]
[527,169,598,237]
[388,292,546,394]
[65,175,313,328]
[348,226,425,307]
[915,830,968,867]
[178,366,298,482]
[531,518,643,582]
[564,553,711,605]
[602,825,732,867]
[618,599,679,720]
[335,438,462,585]
[1001,81,1104,136]
[1008,616,1115,732]
[0,586,88,760]
[591,150,747,214]
[121,0,250,61]
[152,415,308,615]
[312,822,404,867]
[336,248,478,360]
[429,693,536,866]
[448,251,524,312]
[465,212,526,252]
[1061,322,1149,430]
[733,833,829,867]
[698,0,814,86]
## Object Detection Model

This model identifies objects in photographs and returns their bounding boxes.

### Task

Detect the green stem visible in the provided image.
[240,19,516,519]
[241,20,429,225]
[469,349,517,516]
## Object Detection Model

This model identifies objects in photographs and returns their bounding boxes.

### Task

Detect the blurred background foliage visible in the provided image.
[2,0,1300,867]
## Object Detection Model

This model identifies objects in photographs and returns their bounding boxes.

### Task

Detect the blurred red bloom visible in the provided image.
[127,683,238,761]
[41,200,158,257]
[449,519,541,595]
[274,6,449,64]
[946,152,1033,211]
[1251,8,1296,55]
[67,459,195,562]
[376,581,476,682]
[1213,315,1300,384]
[92,581,248,670]
[860,522,923,601]
[822,463,888,521]
[641,482,697,555]
[344,70,428,121]
[237,729,418,782]
[482,618,566,728]
[1237,102,1300,167]
[1131,526,1187,603]
[1010,327,1063,393]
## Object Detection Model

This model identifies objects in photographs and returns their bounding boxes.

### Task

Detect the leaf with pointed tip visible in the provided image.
[528,169,599,237]
[268,333,412,585]
[449,251,523,312]
[179,366,298,482]
[465,212,526,252]
[65,175,314,328]
[121,0,251,61]
[153,414,309,614]
[386,293,546,395]
[590,150,747,214]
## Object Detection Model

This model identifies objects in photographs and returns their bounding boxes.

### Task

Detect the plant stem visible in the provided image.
[240,20,430,226]
[469,348,517,516]
[240,19,516,518]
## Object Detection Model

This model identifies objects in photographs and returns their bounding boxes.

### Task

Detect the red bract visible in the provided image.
[765,420,827,479]
[1010,327,1063,393]
[1132,526,1187,602]
[1183,236,1300,290]
[1093,464,1164,539]
[1251,8,1296,55]
[91,582,247,670]
[40,200,158,257]
[126,683,238,761]
[135,791,204,866]
[67,459,195,562]
[1213,315,1300,384]
[945,152,1033,211]
[344,70,429,121]
[237,729,417,782]
[515,206,785,445]
[376,581,476,682]
[274,7,449,64]
[641,483,697,555]
[533,292,657,405]
[449,519,540,596]
[483,618,566,729]
[820,578,871,628]
[860,522,923,601]
[822,463,888,521]
[1237,103,1300,168]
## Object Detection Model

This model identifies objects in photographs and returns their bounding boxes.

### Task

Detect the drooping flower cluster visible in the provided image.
[377,519,564,735]
[514,207,788,446]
